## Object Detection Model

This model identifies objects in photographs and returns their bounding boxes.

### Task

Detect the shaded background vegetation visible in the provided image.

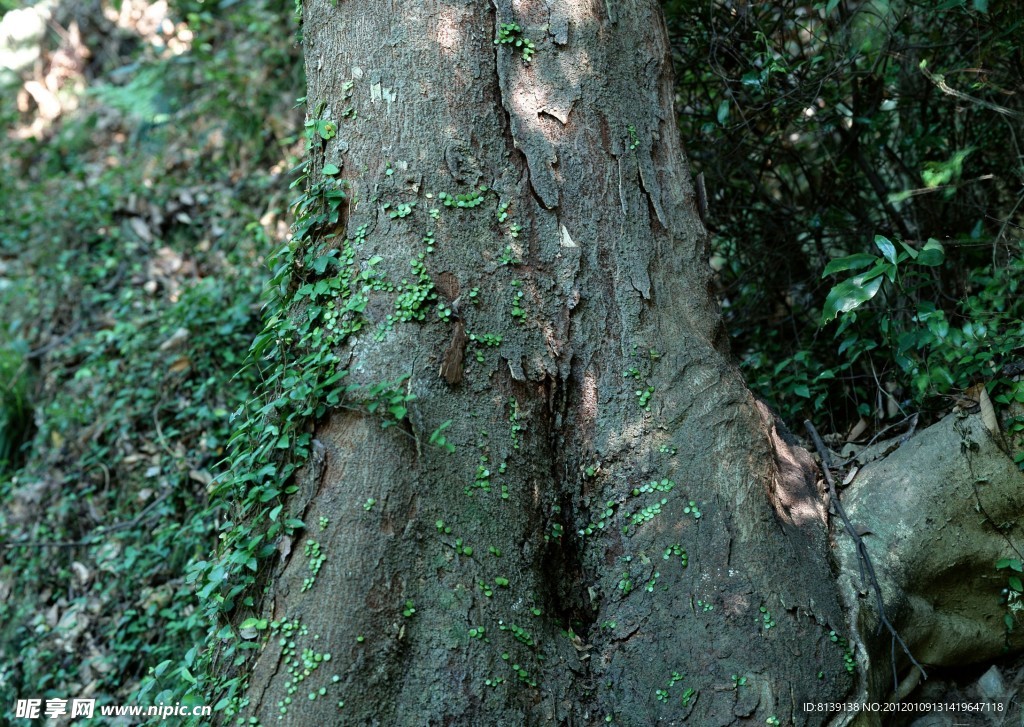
[0,0,1021,721]
[0,0,302,716]
[667,0,1024,436]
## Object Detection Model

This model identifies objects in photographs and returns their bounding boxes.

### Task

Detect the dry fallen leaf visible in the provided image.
[168,355,191,373]
[129,216,152,243]
[439,320,468,386]
[846,417,868,442]
[972,385,1000,436]
[968,382,1008,452]
[189,469,212,486]
[71,561,91,585]
[278,536,293,563]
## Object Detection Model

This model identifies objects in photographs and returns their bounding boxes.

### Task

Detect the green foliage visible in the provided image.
[996,557,1023,642]
[438,188,486,208]
[828,629,857,673]
[0,0,303,721]
[0,162,269,720]
[391,254,437,325]
[499,244,521,266]
[2,1,1019,719]
[663,544,688,567]
[468,332,502,363]
[429,419,456,453]
[89,64,173,123]
[668,0,1024,432]
[0,338,32,473]
[178,159,400,709]
[364,376,416,426]
[822,236,1024,409]
[509,281,527,323]
[821,236,945,325]
[494,23,536,63]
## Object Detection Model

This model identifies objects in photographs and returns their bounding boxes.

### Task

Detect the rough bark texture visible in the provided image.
[238,1,859,723]
[834,411,1024,726]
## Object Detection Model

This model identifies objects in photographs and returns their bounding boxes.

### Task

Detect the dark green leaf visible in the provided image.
[717,99,730,125]
[823,253,878,276]
[917,238,945,266]
[874,235,897,264]
[821,274,884,325]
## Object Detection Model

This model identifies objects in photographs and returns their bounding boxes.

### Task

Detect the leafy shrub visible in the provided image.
[668,0,1024,434]
[0,0,301,718]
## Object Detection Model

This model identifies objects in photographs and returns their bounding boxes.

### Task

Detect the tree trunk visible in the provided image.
[227,1,1020,725]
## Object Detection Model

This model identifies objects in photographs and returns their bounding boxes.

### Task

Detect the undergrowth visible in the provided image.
[0,0,301,718]
[1,0,1022,723]
[669,0,1024,438]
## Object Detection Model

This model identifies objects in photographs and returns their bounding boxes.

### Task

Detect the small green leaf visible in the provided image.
[322,163,340,176]
[1010,576,1023,592]
[316,120,336,140]
[859,262,888,282]
[916,238,945,266]
[927,316,949,340]
[823,253,878,276]
[821,274,884,325]
[874,235,897,264]
[311,254,335,274]
[717,99,730,125]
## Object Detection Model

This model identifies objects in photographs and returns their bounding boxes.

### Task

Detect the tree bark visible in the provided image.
[228,1,1021,725]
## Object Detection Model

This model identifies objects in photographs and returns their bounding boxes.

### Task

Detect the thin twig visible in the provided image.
[839,413,918,466]
[919,63,1022,119]
[805,419,927,692]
